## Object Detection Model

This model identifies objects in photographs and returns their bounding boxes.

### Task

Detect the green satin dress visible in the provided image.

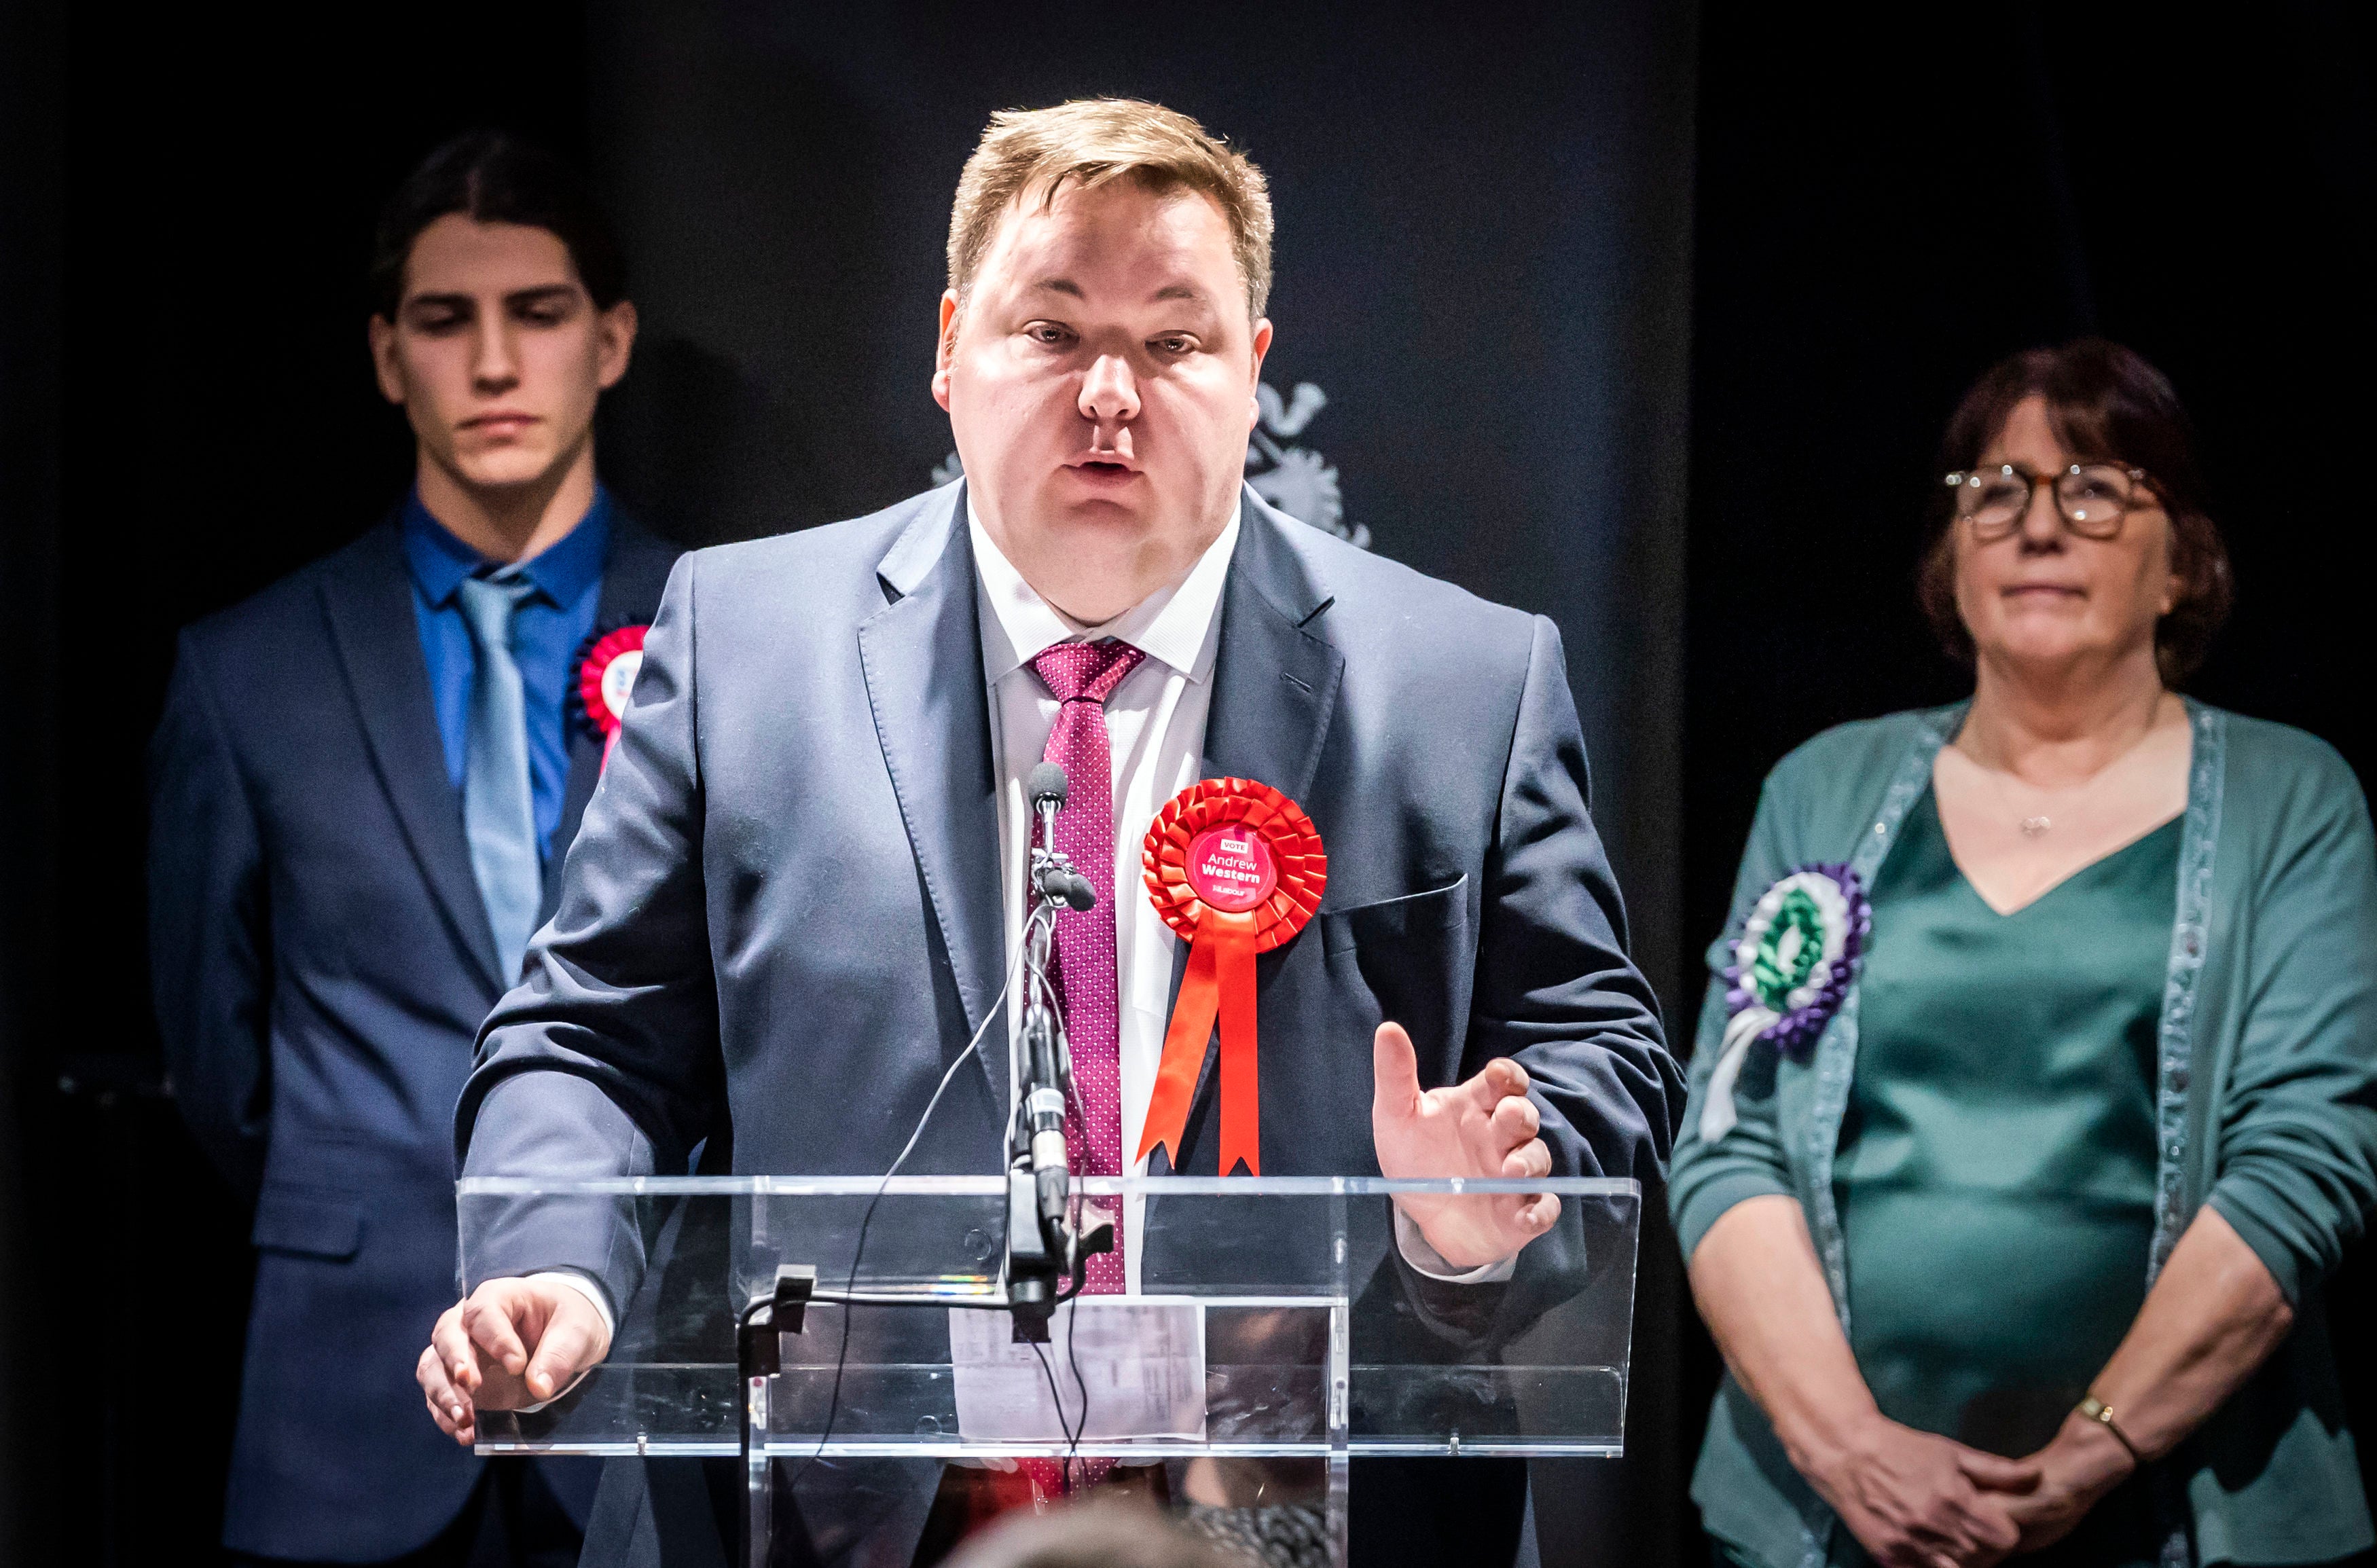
[1830,789,2179,1565]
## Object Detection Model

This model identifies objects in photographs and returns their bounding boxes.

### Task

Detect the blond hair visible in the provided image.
[947,98,1273,321]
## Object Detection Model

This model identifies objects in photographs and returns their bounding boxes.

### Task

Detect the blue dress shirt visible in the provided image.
[401,489,612,862]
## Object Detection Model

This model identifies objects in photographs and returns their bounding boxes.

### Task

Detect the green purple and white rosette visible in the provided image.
[1701,863,1870,1142]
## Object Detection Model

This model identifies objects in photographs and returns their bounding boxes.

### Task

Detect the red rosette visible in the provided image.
[576,625,649,767]
[1142,776,1328,951]
[1136,778,1326,1177]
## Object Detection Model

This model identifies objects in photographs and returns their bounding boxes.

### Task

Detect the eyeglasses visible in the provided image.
[1942,462,2154,541]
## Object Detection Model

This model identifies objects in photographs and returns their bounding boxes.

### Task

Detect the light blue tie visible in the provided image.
[456,572,541,985]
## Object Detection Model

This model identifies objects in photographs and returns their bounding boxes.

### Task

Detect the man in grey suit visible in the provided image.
[419,99,1682,1565]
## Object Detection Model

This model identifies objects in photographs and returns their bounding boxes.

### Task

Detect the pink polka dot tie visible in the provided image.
[1019,639,1144,1502]
[1027,638,1144,1297]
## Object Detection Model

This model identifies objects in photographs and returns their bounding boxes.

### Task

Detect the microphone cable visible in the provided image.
[1062,1286,1090,1491]
[1019,885,1095,1493]
[1028,1336,1086,1494]
[786,929,1033,1499]
[786,771,1097,1508]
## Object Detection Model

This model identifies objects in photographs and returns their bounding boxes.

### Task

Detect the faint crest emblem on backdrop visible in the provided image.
[1246,381,1368,549]
[930,379,1371,551]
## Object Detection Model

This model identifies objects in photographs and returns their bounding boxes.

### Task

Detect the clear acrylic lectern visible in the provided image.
[458,1175,1639,1567]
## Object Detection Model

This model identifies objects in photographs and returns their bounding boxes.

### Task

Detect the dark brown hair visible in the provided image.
[1917,338,2232,683]
[368,131,626,321]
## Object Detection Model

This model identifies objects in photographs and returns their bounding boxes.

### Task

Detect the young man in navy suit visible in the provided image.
[148,133,679,1567]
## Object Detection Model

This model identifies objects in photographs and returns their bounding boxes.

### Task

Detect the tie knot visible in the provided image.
[455,571,537,646]
[1030,638,1146,706]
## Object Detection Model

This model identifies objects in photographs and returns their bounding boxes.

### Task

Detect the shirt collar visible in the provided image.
[968,492,1239,688]
[400,485,613,608]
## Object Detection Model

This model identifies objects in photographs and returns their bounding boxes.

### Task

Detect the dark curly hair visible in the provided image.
[1917,338,2232,684]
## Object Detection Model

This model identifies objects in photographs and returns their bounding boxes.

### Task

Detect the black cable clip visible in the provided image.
[738,1264,819,1376]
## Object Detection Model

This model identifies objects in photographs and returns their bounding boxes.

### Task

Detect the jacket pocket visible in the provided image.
[1315,878,1472,1065]
[251,1185,363,1260]
[1320,876,1468,957]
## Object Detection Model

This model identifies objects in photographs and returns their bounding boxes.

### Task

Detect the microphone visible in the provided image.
[1022,1002,1071,1239]
[1009,763,1078,1336]
[1026,763,1096,910]
[1028,759,1068,814]
[1022,765,1077,1235]
[1004,759,1114,1339]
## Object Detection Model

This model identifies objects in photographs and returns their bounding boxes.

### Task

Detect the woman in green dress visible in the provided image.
[1673,340,2377,1568]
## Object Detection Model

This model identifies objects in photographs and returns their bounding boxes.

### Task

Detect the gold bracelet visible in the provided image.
[2077,1394,2141,1461]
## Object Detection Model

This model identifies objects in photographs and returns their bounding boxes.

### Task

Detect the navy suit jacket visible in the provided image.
[458,483,1685,1567]
[147,510,678,1561]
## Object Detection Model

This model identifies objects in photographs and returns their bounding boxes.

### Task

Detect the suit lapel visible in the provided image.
[857,488,1007,1102]
[1200,494,1345,803]
[319,522,505,996]
[547,515,681,919]
[1165,494,1347,1169]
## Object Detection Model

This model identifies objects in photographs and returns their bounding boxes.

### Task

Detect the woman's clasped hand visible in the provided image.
[1804,1417,2041,1567]
[1997,1408,2139,1554]
[1808,1407,2143,1566]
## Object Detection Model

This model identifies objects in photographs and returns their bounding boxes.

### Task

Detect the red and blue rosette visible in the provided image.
[574,625,649,768]
[1137,778,1327,1177]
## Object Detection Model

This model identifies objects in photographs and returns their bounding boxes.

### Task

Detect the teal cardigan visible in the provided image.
[1671,702,2377,1568]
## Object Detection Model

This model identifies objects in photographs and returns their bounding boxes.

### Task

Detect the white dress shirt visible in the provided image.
[972,499,1238,1294]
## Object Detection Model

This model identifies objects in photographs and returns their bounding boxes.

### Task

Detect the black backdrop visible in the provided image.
[3,3,1697,1562]
[580,0,1697,1002]
[4,3,2376,1565]
[1685,6,2377,1564]
[3,7,598,1565]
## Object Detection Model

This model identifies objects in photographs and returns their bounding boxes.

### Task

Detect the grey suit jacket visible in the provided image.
[456,481,1682,1565]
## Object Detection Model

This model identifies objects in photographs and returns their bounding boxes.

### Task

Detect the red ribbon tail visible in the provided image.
[1138,936,1220,1169]
[1214,927,1260,1176]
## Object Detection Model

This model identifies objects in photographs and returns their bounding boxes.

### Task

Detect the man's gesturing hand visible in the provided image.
[1371,1021,1559,1271]
[416,1277,611,1447]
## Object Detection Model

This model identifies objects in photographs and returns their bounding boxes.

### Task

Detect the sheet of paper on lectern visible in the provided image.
[948,1297,1207,1442]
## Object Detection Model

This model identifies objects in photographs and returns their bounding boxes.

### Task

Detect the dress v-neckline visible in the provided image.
[1930,792,2184,919]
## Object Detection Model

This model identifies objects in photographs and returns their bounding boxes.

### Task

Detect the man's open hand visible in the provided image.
[416,1276,611,1446]
[1371,1021,1559,1271]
